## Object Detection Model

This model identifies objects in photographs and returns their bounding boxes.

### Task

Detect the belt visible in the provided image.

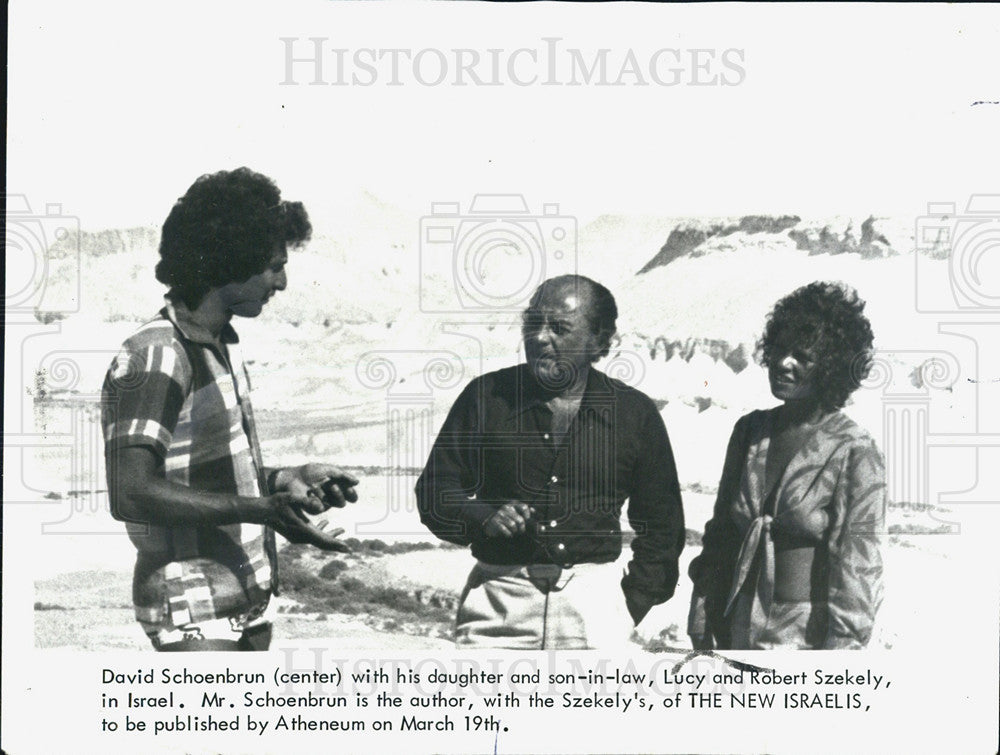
[474,560,614,594]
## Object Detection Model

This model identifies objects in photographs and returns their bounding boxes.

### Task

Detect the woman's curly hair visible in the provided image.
[757,281,875,410]
[155,167,312,307]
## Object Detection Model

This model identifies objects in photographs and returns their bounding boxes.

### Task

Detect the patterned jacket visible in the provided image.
[688,409,885,649]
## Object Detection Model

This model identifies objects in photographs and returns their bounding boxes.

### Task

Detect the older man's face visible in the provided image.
[522,282,600,392]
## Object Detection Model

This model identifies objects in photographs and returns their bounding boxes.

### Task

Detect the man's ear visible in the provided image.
[594,329,615,360]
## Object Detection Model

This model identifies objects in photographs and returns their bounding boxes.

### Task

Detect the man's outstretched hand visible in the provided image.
[264,492,352,552]
[266,464,359,551]
[272,463,360,510]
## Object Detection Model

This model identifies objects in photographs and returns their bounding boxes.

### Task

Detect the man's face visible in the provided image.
[220,242,288,318]
[522,282,601,391]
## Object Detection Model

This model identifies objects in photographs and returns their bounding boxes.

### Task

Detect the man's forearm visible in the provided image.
[415,470,498,546]
[624,490,685,608]
[111,475,269,527]
[623,544,681,602]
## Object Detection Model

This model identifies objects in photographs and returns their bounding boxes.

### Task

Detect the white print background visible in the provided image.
[5,2,1000,753]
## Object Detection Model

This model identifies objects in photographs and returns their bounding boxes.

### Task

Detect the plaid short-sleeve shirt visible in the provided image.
[101,300,276,635]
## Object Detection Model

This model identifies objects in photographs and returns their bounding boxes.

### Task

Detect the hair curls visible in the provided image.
[155,167,312,307]
[757,281,875,410]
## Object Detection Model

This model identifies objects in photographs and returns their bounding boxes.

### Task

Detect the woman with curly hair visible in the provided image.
[688,281,886,649]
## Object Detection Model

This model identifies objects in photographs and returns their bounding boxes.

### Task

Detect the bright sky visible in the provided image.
[5,6,1000,754]
[7,2,1000,230]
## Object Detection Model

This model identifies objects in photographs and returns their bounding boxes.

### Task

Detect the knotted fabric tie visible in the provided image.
[724,514,774,642]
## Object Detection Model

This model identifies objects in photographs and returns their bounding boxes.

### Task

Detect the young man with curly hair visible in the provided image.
[102,168,358,651]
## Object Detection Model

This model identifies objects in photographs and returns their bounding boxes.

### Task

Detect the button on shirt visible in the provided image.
[415,364,685,608]
[101,301,275,633]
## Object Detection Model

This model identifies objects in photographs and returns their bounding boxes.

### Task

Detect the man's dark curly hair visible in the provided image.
[155,167,312,307]
[757,281,875,410]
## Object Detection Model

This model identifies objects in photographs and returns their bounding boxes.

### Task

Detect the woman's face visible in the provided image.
[768,344,819,403]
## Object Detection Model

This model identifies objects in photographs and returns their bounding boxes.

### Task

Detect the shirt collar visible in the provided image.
[162,298,239,346]
[509,363,617,419]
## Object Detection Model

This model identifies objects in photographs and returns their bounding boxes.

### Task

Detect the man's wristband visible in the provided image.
[266,468,282,495]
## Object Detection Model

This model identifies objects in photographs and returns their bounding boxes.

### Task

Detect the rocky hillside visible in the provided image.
[637,214,917,275]
[29,204,961,489]
[47,225,161,259]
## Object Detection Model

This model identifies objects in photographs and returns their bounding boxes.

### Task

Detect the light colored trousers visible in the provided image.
[455,561,634,650]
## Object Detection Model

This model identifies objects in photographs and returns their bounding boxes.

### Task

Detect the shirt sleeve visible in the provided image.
[620,400,686,620]
[824,439,886,649]
[687,415,749,647]
[414,379,495,546]
[101,340,190,459]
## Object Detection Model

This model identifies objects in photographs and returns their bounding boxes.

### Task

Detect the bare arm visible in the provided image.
[107,446,269,525]
[108,446,352,551]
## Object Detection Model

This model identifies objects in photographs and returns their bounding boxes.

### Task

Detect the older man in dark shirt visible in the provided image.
[416,275,684,649]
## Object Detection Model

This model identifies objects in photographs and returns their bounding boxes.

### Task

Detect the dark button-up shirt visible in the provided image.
[415,364,685,608]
